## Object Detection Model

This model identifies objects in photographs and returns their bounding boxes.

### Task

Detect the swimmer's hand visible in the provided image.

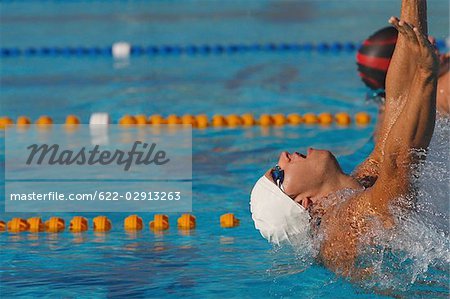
[389,17,439,75]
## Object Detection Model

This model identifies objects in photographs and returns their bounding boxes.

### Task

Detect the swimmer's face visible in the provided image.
[271,148,341,206]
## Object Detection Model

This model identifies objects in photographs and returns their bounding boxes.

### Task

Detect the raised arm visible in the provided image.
[353,0,429,187]
[369,18,438,207]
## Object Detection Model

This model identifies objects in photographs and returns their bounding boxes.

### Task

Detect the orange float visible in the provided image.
[287,113,302,125]
[65,115,80,125]
[36,115,53,125]
[196,114,209,128]
[70,216,88,232]
[259,114,273,126]
[0,116,14,130]
[119,115,137,126]
[241,113,256,126]
[7,218,29,233]
[220,213,240,228]
[0,117,14,129]
[177,214,196,230]
[181,114,197,127]
[93,216,112,232]
[318,113,333,125]
[355,112,371,125]
[45,217,65,233]
[272,114,287,126]
[135,114,148,125]
[226,114,242,127]
[149,114,166,125]
[167,114,181,125]
[335,112,351,126]
[124,214,143,230]
[303,113,319,124]
[17,116,31,126]
[150,214,170,231]
[212,115,227,127]
[27,217,44,233]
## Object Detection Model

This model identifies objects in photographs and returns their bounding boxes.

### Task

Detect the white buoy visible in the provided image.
[89,113,110,145]
[112,42,131,59]
[89,113,110,125]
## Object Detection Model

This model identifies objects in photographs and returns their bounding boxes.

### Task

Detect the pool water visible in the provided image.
[1,1,449,298]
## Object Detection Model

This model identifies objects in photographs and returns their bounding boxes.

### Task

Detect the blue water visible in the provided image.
[1,1,449,298]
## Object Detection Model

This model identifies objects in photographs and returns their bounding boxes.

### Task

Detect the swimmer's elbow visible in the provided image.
[371,150,411,205]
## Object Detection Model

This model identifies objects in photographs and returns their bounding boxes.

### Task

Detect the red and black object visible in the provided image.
[357,27,398,90]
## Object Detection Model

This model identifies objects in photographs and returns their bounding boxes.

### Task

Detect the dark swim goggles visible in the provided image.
[270,165,285,191]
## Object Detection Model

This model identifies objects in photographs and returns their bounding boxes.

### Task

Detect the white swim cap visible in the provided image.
[250,175,311,245]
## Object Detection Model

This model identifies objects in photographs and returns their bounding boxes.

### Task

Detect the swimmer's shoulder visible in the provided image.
[318,191,394,275]
[323,190,393,235]
[356,188,396,228]
[318,193,370,275]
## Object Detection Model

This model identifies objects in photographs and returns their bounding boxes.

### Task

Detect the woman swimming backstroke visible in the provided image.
[250,0,439,278]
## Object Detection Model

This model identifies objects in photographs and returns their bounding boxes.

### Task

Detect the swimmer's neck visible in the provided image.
[309,172,363,205]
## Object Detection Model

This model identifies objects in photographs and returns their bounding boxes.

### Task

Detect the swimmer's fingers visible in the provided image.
[413,27,440,73]
[389,17,404,34]
[388,17,439,73]
[389,17,416,44]
[413,27,433,51]
[401,22,419,44]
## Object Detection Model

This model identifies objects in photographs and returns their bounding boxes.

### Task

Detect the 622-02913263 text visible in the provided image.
[9,191,182,201]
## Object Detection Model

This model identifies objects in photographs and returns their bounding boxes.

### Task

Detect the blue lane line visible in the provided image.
[0,40,446,58]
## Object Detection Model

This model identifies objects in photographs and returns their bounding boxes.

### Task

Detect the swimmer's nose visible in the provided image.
[278,151,290,164]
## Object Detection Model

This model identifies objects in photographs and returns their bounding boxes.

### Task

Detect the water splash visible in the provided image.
[273,116,450,296]
[356,116,450,294]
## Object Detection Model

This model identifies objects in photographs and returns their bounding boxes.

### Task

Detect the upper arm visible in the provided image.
[355,2,428,182]
[367,17,439,210]
[368,149,410,210]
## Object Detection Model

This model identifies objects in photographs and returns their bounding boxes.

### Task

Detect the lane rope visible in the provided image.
[1,213,239,233]
[0,112,372,129]
[1,40,447,58]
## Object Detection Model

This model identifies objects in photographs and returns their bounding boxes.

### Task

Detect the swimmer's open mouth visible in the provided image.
[294,152,307,159]
[286,148,314,160]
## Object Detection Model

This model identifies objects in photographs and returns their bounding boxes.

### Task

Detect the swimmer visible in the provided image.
[250,0,439,278]
[357,18,449,115]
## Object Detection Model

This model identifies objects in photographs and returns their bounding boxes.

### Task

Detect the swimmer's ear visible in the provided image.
[295,196,312,209]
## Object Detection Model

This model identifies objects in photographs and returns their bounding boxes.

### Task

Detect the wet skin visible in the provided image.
[265,9,439,277]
